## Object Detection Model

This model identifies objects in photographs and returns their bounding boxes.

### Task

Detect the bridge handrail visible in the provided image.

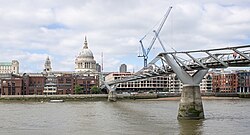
[103,45,250,86]
[160,45,250,54]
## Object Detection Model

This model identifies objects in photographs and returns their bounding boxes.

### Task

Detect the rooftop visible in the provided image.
[0,62,12,66]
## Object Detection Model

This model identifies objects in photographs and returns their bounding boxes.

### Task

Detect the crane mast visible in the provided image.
[139,6,172,67]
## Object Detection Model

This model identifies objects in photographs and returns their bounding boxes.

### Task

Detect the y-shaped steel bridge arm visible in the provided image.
[162,53,208,85]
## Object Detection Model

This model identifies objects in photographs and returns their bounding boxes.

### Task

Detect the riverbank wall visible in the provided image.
[0,93,248,102]
[0,93,158,102]
[0,94,109,102]
[238,93,250,98]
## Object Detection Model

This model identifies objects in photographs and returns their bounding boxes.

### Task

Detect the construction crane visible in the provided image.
[139,6,172,67]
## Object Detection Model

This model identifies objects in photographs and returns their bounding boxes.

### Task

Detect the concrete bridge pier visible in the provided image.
[102,80,118,102]
[177,85,204,120]
[162,54,208,120]
[108,91,117,102]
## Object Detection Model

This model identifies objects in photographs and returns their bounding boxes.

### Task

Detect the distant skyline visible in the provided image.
[0,0,250,73]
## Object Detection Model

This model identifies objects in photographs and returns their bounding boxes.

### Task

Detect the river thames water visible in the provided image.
[0,98,249,135]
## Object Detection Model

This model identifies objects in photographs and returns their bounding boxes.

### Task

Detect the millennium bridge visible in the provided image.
[102,45,250,120]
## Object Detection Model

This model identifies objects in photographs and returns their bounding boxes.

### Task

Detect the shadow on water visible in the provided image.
[178,119,204,135]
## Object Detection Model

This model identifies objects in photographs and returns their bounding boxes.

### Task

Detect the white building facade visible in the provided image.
[0,60,19,74]
[105,72,213,93]
[105,72,169,92]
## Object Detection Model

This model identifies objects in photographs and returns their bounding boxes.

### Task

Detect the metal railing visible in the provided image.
[104,45,250,86]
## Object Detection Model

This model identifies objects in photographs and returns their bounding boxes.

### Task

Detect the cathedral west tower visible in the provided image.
[44,56,52,73]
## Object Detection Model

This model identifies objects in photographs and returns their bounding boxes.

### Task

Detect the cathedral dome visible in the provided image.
[79,47,94,58]
[78,38,94,59]
[75,36,97,73]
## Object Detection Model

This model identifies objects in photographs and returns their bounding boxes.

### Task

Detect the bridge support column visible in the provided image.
[162,54,208,120]
[177,85,204,120]
[108,91,117,102]
[102,80,118,102]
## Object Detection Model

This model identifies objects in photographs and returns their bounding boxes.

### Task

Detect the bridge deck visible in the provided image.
[104,45,250,86]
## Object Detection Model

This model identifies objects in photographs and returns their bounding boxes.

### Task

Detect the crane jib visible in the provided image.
[138,6,173,67]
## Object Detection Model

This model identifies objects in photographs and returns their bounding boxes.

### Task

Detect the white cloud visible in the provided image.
[0,0,249,73]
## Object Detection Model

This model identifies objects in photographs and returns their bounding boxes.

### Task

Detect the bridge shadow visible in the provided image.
[178,119,204,135]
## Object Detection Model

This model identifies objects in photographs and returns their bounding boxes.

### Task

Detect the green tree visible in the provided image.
[74,84,82,94]
[148,90,154,93]
[91,86,101,94]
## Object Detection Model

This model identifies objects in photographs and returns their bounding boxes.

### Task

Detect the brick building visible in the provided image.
[1,74,22,95]
[74,75,99,94]
[23,73,46,95]
[0,37,101,95]
[212,71,238,93]
[0,72,99,95]
[57,73,73,94]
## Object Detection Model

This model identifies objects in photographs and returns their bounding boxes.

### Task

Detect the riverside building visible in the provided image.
[105,72,169,93]
[212,70,238,93]
[105,72,214,94]
[1,36,100,95]
[237,71,250,93]
[200,72,213,93]
[0,60,19,74]
[0,74,22,95]
[42,36,99,95]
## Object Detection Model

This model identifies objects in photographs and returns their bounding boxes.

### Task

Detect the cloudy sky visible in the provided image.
[0,0,250,73]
